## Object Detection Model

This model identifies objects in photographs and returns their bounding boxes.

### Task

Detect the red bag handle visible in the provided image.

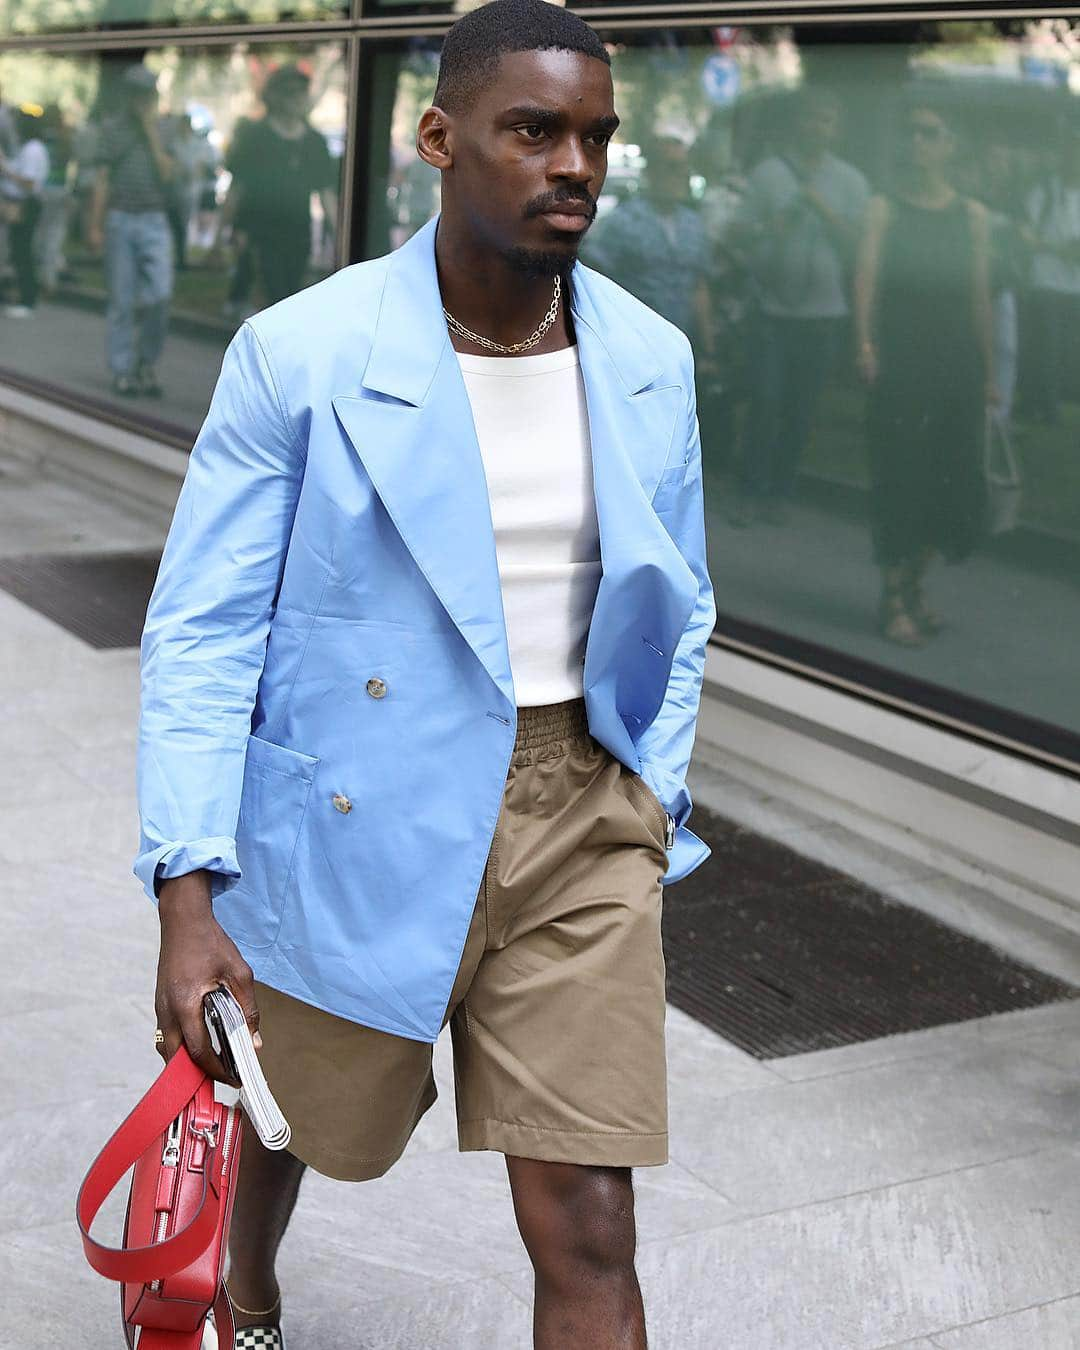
[76,1047,224,1284]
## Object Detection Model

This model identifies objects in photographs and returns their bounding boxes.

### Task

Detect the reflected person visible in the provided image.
[37,103,74,296]
[218,64,338,316]
[0,78,17,282]
[854,99,996,647]
[1020,125,1080,427]
[582,125,718,374]
[0,105,50,317]
[692,111,750,465]
[729,87,870,525]
[88,64,177,399]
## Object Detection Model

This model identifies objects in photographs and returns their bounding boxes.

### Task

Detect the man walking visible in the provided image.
[137,3,715,1347]
[88,63,176,398]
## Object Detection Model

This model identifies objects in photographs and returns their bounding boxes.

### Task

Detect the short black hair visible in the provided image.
[263,63,310,109]
[434,0,610,116]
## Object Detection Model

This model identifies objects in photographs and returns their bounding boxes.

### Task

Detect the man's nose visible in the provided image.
[549,136,593,183]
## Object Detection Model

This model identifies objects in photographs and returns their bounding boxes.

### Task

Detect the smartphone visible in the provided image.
[203,990,241,1084]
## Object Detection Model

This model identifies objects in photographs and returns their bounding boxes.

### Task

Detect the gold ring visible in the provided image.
[154,1028,166,1046]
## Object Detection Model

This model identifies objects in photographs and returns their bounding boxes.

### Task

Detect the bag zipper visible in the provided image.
[146,1108,235,1294]
[220,1107,238,1167]
[149,1115,183,1292]
[161,1114,182,1168]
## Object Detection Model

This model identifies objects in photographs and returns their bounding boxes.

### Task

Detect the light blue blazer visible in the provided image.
[135,212,717,1042]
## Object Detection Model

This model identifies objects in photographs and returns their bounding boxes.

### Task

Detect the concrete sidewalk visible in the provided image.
[3,454,1080,1349]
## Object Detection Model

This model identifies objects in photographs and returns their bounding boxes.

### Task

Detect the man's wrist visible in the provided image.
[158,869,214,921]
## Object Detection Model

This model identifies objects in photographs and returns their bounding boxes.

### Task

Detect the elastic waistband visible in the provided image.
[512,698,593,765]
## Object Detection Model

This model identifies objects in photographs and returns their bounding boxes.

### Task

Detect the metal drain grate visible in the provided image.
[0,550,162,649]
[663,809,1079,1058]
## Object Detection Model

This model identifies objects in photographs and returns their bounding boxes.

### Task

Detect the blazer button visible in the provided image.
[366,677,388,699]
[332,793,352,814]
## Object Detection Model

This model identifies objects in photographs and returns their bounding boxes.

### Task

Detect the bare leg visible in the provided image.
[878,562,924,646]
[225,1119,307,1333]
[506,1156,647,1350]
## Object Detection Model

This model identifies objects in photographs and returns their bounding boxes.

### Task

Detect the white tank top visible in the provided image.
[454,343,601,707]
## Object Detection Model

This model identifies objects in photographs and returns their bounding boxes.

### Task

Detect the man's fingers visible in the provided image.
[178,1004,236,1087]
[244,1004,263,1052]
[241,997,262,1051]
[225,965,262,1052]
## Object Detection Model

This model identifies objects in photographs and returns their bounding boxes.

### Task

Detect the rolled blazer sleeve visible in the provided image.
[635,338,717,836]
[133,321,306,903]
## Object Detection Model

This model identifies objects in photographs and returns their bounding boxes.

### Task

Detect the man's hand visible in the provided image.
[155,871,262,1087]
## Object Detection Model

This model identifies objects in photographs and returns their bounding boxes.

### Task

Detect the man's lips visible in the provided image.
[538,204,593,233]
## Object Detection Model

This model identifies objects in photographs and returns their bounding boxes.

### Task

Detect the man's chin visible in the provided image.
[502,239,581,280]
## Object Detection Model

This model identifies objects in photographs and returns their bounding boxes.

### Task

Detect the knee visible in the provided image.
[511,1162,637,1283]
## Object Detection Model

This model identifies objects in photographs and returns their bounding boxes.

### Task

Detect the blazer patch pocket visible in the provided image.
[223,734,320,946]
[651,457,690,512]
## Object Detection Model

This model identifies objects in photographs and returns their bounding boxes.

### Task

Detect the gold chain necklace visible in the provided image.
[443,274,562,355]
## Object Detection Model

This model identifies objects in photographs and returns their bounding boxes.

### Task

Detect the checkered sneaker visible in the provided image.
[234,1329,285,1349]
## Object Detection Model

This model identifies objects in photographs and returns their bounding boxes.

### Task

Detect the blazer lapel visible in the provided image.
[332,217,516,704]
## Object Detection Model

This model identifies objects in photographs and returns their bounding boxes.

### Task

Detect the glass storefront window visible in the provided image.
[0,40,347,434]
[363,40,440,258]
[364,22,1080,760]
[0,0,346,39]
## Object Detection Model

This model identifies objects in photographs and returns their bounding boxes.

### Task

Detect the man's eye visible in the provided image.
[517,125,546,140]
[587,133,612,147]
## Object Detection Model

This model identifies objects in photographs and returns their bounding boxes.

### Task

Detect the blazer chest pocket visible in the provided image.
[223,734,320,946]
[651,457,690,513]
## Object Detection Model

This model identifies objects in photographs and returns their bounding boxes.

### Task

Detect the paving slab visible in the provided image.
[669,1030,1080,1214]
[929,1296,1080,1348]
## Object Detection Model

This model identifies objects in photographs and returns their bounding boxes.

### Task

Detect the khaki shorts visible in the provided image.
[253,696,670,1181]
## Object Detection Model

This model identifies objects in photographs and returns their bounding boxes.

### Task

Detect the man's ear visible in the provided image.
[417,106,453,171]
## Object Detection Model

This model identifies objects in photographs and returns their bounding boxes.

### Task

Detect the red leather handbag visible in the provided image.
[76,1045,243,1349]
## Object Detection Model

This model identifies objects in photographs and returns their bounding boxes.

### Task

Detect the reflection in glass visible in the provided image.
[364,43,441,257]
[220,63,339,313]
[1020,125,1080,428]
[0,0,345,39]
[581,124,714,351]
[1,105,50,314]
[0,42,347,430]
[854,97,992,646]
[90,63,178,397]
[727,87,870,524]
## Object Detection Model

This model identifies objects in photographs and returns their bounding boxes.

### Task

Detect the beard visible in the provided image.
[499,242,577,281]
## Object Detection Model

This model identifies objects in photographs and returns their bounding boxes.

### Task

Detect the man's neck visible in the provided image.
[434,215,575,356]
[267,113,305,139]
